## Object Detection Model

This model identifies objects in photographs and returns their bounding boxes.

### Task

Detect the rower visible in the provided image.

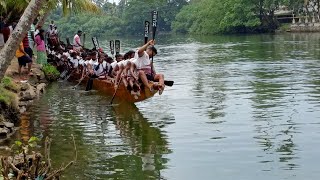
[133,40,165,93]
[105,57,114,77]
[85,53,104,91]
[115,54,123,62]
[124,50,135,60]
[93,54,106,78]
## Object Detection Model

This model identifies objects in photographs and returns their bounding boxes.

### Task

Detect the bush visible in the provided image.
[0,86,16,106]
[1,76,19,92]
[42,64,60,82]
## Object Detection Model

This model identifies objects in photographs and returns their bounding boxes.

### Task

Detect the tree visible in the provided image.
[0,0,45,79]
[0,0,99,80]
[172,0,302,34]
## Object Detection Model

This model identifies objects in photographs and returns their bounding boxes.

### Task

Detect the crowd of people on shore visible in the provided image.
[1,19,58,80]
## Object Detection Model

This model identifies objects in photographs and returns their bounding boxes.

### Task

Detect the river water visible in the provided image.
[2,33,320,180]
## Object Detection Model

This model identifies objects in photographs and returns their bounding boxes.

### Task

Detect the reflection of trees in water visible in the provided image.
[305,61,320,105]
[23,83,171,180]
[192,46,229,122]
[250,65,299,171]
[192,67,227,121]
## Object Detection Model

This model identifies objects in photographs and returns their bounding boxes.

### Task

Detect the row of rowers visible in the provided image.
[49,40,165,94]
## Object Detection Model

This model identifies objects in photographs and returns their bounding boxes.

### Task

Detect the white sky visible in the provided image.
[107,0,120,4]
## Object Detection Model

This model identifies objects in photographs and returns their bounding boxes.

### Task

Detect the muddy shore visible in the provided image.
[0,58,48,143]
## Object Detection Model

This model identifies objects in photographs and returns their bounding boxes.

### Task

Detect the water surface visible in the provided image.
[2,33,320,180]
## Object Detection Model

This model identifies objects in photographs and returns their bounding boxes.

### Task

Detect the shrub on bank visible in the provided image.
[42,64,60,82]
[1,76,19,92]
[0,77,17,107]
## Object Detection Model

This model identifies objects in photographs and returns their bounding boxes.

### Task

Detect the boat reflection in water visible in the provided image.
[105,102,171,178]
[10,82,172,179]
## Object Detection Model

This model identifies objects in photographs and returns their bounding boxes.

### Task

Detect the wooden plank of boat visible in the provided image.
[70,73,159,103]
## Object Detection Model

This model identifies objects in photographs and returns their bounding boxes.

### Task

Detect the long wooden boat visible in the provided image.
[69,73,159,103]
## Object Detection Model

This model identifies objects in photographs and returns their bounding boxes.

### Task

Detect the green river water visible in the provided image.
[2,33,320,180]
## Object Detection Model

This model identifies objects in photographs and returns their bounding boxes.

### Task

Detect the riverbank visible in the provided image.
[0,58,48,143]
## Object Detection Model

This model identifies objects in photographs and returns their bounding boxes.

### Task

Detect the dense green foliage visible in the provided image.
[42,64,60,81]
[172,0,305,34]
[0,77,17,106]
[46,0,309,35]
[1,76,18,92]
[48,0,188,37]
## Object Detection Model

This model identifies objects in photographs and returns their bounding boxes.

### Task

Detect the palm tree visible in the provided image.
[37,0,100,27]
[0,0,99,80]
[0,0,45,79]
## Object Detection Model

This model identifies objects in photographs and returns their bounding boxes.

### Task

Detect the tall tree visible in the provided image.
[0,0,100,80]
[0,0,45,79]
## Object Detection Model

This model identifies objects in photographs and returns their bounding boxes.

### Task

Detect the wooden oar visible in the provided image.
[64,69,77,81]
[110,40,121,104]
[110,75,123,105]
[73,74,87,89]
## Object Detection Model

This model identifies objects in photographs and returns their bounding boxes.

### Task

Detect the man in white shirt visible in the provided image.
[73,30,83,52]
[133,40,165,93]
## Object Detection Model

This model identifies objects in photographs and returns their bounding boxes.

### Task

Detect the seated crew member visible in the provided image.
[94,54,106,78]
[85,53,103,91]
[133,40,165,93]
[115,54,124,62]
[105,57,114,77]
[126,58,140,92]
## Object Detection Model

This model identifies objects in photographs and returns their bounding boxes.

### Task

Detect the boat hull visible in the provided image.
[70,73,158,103]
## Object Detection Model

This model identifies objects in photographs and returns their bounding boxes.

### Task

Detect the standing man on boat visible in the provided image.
[134,39,165,93]
[73,30,83,52]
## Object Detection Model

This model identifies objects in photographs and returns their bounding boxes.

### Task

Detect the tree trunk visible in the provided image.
[0,0,46,80]
[36,7,52,27]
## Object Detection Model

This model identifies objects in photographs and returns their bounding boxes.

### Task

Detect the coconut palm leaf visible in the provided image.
[0,0,7,13]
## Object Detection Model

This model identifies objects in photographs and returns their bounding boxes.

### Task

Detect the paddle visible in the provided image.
[144,21,150,44]
[164,80,174,86]
[151,11,175,87]
[83,33,86,48]
[109,40,121,104]
[92,37,99,50]
[115,40,120,55]
[151,11,158,42]
[72,74,87,89]
[97,38,100,49]
[110,40,115,58]
[110,75,122,105]
[151,10,158,75]
[66,37,71,46]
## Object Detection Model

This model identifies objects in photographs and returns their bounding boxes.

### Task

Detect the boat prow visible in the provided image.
[70,74,159,103]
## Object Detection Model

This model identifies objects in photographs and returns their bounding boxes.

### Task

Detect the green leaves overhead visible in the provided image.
[0,0,100,22]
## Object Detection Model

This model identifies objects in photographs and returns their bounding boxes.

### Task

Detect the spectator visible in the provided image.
[35,29,47,65]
